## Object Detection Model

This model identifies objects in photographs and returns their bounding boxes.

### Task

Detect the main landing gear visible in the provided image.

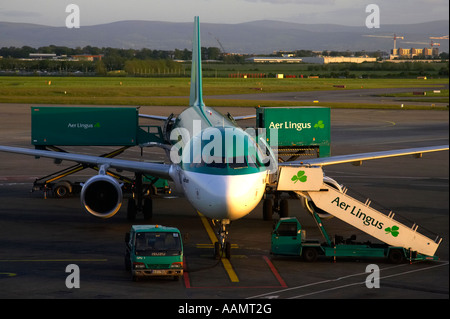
[213,219,232,260]
[263,196,289,221]
[127,173,153,221]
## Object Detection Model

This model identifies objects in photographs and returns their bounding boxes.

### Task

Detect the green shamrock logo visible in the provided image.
[385,225,400,237]
[291,170,307,184]
[314,120,325,129]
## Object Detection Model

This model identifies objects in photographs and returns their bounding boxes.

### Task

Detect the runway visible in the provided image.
[208,84,449,107]
[0,103,448,301]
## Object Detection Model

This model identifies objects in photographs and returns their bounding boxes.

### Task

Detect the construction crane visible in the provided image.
[430,35,449,40]
[403,40,440,48]
[362,34,404,52]
[208,32,227,55]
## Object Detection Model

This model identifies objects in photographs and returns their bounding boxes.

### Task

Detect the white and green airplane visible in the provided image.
[0,17,448,258]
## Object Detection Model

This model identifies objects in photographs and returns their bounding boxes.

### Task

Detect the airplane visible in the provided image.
[0,17,448,259]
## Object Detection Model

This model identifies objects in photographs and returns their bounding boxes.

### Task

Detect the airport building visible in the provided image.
[29,53,58,60]
[301,56,377,64]
[391,47,439,59]
[71,54,103,61]
[246,56,303,63]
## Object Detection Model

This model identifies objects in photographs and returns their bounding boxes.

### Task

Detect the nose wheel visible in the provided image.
[213,219,232,260]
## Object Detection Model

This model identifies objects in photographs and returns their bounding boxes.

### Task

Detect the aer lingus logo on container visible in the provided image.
[67,122,101,129]
[314,120,325,129]
[291,170,307,183]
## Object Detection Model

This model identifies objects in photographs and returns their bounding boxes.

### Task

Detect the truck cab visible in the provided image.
[124,225,183,281]
[271,217,321,260]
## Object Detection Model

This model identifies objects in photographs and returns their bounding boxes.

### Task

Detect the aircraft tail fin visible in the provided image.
[189,16,205,108]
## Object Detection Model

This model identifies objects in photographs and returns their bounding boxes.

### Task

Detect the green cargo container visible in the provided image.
[256,106,330,157]
[31,107,139,146]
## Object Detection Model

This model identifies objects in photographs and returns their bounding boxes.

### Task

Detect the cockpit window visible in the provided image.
[205,156,227,169]
[228,156,247,169]
[182,126,268,174]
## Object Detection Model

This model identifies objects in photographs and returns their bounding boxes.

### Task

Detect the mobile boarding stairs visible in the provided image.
[274,165,442,259]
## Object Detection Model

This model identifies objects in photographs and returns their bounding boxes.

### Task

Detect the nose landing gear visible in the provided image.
[213,219,232,260]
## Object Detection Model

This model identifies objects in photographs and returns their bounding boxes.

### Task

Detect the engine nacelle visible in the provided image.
[80,175,123,218]
[304,176,343,219]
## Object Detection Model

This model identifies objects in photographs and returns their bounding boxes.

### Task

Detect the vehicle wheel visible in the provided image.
[53,181,72,198]
[263,198,273,221]
[302,247,318,262]
[388,249,405,264]
[127,198,137,221]
[280,199,289,218]
[143,198,153,220]
[214,242,222,260]
[225,242,231,260]
[124,255,130,271]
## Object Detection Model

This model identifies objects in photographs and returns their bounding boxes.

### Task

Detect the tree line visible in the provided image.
[0,45,248,75]
[1,45,448,77]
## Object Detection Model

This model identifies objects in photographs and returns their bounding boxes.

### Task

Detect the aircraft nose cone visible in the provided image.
[184,171,266,220]
[209,173,265,220]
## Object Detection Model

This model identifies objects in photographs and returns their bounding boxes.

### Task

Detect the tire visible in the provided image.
[263,198,273,221]
[225,242,231,260]
[214,242,221,260]
[127,198,137,221]
[302,247,318,262]
[143,198,153,220]
[280,199,289,218]
[53,181,72,198]
[388,249,405,264]
[124,254,130,271]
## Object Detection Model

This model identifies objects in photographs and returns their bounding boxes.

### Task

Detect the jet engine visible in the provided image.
[304,176,343,219]
[80,175,123,218]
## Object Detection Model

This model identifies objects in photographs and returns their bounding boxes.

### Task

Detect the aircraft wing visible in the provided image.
[279,145,449,167]
[139,114,174,121]
[0,146,172,179]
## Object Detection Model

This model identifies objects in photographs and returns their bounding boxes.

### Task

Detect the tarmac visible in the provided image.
[0,102,448,303]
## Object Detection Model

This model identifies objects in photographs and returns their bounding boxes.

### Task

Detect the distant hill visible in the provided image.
[0,20,448,53]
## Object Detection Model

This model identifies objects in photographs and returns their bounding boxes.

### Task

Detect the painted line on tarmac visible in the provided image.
[263,256,288,288]
[287,262,449,299]
[248,261,449,299]
[197,212,239,283]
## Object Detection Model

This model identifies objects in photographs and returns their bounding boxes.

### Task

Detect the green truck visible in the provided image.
[271,214,439,263]
[124,225,184,281]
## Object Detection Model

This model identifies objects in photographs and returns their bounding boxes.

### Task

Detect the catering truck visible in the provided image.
[124,225,184,281]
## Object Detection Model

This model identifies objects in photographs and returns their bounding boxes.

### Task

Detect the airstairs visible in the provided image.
[276,166,441,257]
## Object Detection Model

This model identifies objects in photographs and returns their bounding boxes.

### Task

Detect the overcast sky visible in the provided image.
[0,0,448,27]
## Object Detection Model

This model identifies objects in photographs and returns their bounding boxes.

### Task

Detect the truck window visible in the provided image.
[135,232,182,256]
[277,222,298,236]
